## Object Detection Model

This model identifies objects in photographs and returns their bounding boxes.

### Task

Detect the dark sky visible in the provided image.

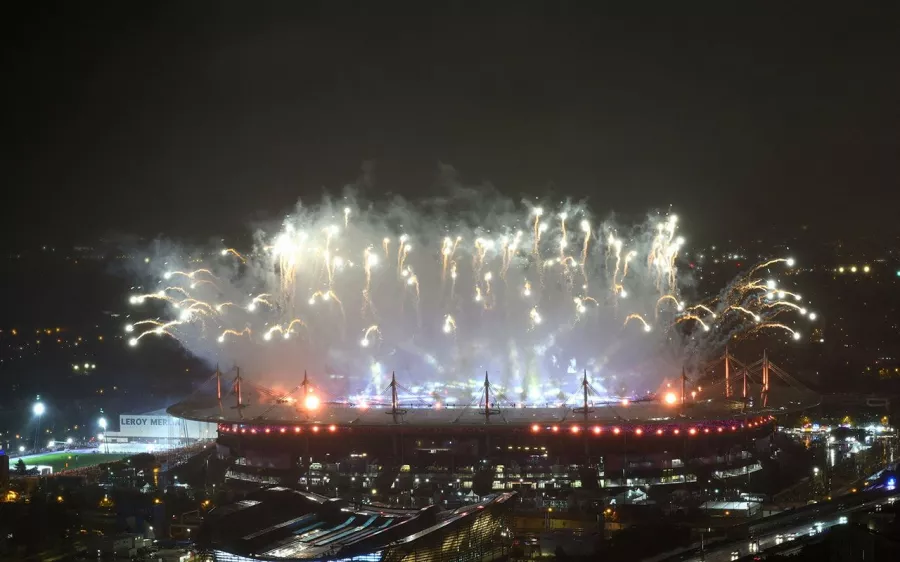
[3,2,899,245]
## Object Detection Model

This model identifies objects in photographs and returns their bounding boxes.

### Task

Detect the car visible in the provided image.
[838,516,848,524]
[775,534,784,545]
[808,527,818,536]
[731,551,740,561]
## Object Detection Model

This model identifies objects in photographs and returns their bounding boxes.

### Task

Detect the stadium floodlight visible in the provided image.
[98,417,107,429]
[66,437,73,444]
[19,445,25,453]
[33,401,46,416]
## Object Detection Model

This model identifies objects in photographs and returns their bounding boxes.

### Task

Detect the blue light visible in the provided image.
[888,477,896,487]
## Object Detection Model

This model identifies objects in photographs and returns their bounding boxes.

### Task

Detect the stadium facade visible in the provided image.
[168,371,814,502]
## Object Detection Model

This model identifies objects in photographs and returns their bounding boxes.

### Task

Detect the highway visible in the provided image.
[667,490,898,561]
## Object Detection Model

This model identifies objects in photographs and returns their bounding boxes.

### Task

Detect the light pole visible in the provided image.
[99,417,108,454]
[32,400,46,453]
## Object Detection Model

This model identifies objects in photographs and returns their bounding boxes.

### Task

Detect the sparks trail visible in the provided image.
[724,305,760,322]
[685,304,716,317]
[264,319,308,341]
[221,248,247,263]
[217,327,252,343]
[676,314,710,331]
[360,325,381,348]
[656,295,684,313]
[624,313,652,332]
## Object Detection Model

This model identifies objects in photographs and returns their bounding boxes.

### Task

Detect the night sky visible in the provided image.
[4,3,899,245]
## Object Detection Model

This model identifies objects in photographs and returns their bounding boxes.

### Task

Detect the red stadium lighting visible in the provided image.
[592,426,601,435]
[294,426,301,433]
[571,426,581,434]
[250,428,257,434]
[531,424,540,433]
[689,428,697,435]
[717,427,724,433]
[240,428,246,434]
[635,428,643,436]
[312,425,320,433]
[328,424,337,432]
[656,429,663,435]
[703,428,710,434]
[264,428,271,434]
[613,427,621,435]
[731,426,737,431]
[279,427,286,434]
[551,425,559,433]
[673,428,680,435]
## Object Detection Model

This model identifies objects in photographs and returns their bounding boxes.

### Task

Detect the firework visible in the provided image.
[127,192,815,402]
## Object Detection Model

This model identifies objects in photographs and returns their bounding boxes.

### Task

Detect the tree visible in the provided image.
[15,459,27,475]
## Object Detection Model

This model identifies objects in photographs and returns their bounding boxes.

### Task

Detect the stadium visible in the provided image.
[169,351,819,496]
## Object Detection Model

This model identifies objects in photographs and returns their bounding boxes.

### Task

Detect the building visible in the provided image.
[198,487,514,562]
[102,409,216,452]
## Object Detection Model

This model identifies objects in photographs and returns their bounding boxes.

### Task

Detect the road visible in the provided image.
[669,491,898,561]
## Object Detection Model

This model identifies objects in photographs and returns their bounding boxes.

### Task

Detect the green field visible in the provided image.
[9,452,127,472]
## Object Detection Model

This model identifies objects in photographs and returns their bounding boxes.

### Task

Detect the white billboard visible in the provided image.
[109,415,216,440]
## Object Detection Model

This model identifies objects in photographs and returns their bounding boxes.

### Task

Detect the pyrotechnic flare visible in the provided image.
[443,315,456,334]
[532,207,543,255]
[529,306,542,326]
[441,237,453,281]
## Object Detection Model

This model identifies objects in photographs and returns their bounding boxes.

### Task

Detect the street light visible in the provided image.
[98,417,107,430]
